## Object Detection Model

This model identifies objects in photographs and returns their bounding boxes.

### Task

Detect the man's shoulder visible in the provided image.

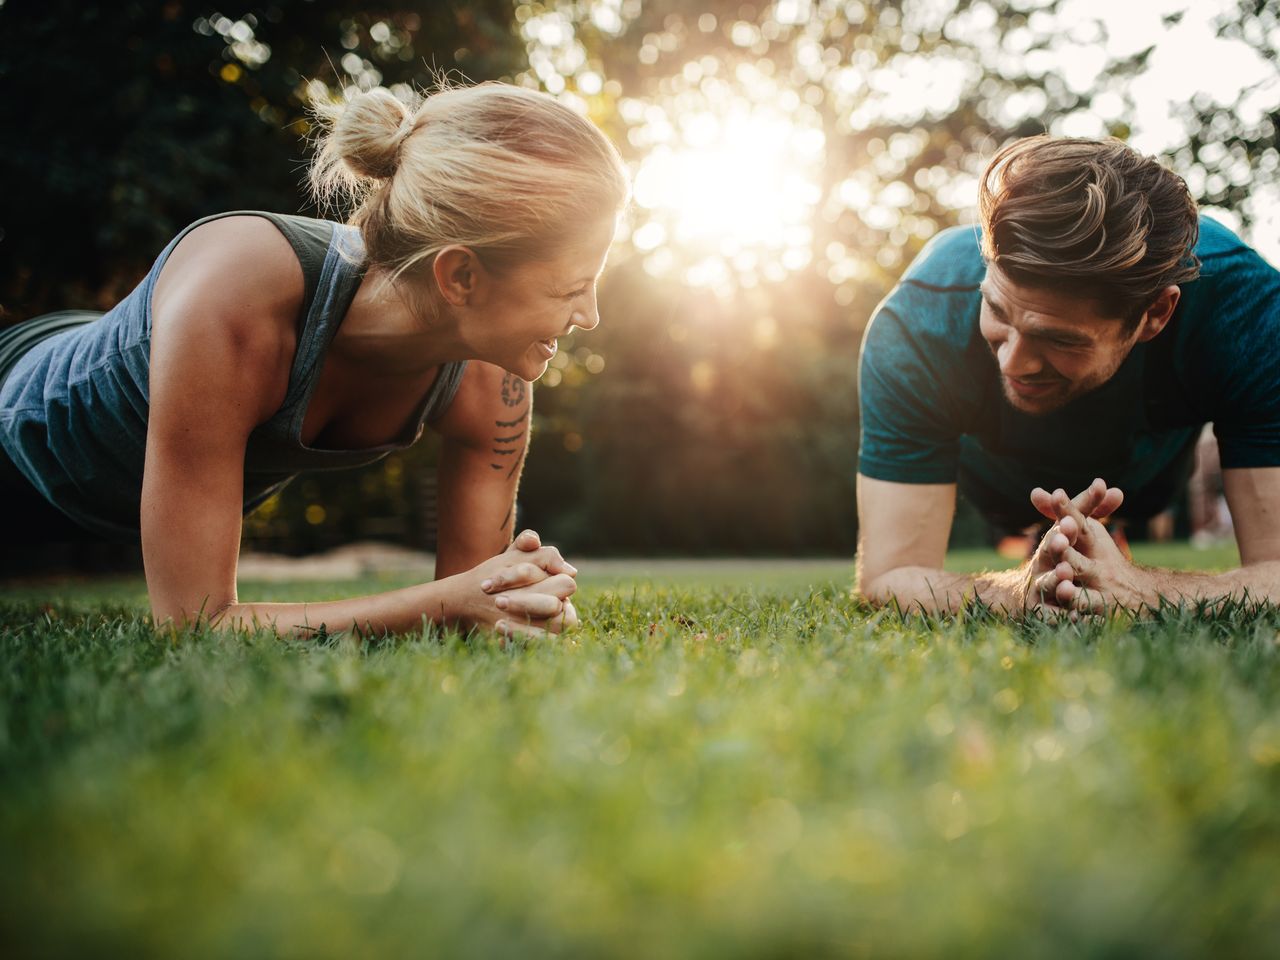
[866,226,984,354]
[1193,214,1253,264]
[898,225,986,292]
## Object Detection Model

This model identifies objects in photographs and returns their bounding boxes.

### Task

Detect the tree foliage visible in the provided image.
[0,0,1275,554]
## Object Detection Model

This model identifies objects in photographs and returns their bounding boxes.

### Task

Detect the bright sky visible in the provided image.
[524,0,1280,285]
[1024,0,1280,262]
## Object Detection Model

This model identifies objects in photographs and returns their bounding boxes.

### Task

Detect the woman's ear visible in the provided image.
[433,246,484,307]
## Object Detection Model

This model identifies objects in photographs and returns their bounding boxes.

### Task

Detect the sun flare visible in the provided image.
[624,79,827,294]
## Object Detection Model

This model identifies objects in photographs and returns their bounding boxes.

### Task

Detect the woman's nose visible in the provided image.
[572,292,601,331]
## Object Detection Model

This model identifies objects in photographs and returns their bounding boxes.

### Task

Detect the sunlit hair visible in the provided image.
[979,136,1200,324]
[308,82,630,283]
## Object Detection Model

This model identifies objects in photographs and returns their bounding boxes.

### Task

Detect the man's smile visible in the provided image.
[1004,375,1061,399]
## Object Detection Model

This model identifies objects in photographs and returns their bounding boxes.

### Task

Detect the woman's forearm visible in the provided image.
[198,576,465,637]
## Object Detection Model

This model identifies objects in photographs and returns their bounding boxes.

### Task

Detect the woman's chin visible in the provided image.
[520,351,551,381]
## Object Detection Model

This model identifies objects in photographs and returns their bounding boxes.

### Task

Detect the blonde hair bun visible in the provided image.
[316,88,412,182]
[309,81,630,282]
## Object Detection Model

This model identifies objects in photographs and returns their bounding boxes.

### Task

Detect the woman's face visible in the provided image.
[467,219,615,381]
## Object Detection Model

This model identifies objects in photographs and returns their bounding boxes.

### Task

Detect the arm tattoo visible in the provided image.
[499,503,513,533]
[490,386,530,471]
[500,373,528,407]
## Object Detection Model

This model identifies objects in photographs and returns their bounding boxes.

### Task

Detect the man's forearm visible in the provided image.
[1110,560,1280,609]
[859,565,1027,614]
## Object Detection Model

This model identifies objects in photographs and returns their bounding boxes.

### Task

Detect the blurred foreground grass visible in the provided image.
[2,542,1277,957]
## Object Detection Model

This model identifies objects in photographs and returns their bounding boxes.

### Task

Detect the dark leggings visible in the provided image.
[0,449,141,577]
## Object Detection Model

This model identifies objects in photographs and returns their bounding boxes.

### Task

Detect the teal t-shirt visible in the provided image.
[857,217,1280,526]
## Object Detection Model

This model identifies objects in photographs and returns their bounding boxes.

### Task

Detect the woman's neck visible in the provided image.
[334,268,470,374]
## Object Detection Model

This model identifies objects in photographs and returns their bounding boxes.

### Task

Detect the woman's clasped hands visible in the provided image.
[450,529,580,638]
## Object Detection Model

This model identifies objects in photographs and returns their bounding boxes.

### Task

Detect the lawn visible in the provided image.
[1,543,1277,957]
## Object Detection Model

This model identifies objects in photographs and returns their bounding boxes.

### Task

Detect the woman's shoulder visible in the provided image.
[149,215,306,410]
[153,215,307,331]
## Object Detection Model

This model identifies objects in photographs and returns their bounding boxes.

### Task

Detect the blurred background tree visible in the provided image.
[1,0,1276,555]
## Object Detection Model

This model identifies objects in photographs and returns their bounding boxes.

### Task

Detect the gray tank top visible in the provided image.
[0,210,468,539]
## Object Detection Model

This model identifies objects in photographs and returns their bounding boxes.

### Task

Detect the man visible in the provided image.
[856,135,1280,614]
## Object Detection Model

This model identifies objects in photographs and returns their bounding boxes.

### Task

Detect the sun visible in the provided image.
[624,79,826,294]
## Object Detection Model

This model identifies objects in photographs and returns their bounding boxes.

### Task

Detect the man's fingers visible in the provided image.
[1053,490,1099,548]
[1033,479,1124,524]
[1060,544,1099,584]
[1030,486,1058,521]
[1069,586,1106,616]
[1092,487,1124,520]
[1031,570,1063,604]
[1069,477,1108,517]
[1069,478,1124,521]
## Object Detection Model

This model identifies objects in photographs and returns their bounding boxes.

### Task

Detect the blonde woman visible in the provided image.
[0,83,629,637]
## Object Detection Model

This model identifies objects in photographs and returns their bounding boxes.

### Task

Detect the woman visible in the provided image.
[0,82,630,638]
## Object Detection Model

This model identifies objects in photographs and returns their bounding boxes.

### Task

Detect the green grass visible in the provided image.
[2,547,1277,957]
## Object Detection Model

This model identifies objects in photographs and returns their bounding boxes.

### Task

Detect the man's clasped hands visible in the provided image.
[1021,476,1149,615]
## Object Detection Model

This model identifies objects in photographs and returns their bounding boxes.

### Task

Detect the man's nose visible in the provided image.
[998,330,1041,378]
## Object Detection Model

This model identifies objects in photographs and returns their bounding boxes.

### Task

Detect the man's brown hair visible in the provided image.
[979,136,1200,324]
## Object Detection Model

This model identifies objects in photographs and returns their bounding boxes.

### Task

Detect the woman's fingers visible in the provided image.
[531,544,576,577]
[512,528,542,551]
[485,547,578,594]
[494,599,580,639]
[491,574,578,620]
[496,591,564,620]
[481,561,546,593]
[482,552,579,593]
[494,618,549,640]
[542,599,579,635]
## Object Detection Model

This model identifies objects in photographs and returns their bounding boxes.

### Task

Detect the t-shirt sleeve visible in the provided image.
[857,294,963,484]
[1193,247,1280,469]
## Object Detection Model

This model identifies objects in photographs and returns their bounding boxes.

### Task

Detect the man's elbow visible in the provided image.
[853,566,897,607]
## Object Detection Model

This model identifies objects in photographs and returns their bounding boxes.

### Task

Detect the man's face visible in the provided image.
[978,263,1142,415]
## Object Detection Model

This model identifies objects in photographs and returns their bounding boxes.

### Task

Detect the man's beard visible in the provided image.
[1000,367,1116,415]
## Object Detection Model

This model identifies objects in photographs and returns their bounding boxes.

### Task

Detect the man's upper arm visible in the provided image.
[1222,467,1280,565]
[856,473,956,588]
[1192,235,1280,470]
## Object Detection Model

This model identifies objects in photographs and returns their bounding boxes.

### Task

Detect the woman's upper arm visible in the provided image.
[143,218,301,624]
[432,361,532,449]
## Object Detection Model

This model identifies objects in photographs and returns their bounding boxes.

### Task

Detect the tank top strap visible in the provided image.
[251,212,335,323]
[423,360,470,423]
[277,224,365,417]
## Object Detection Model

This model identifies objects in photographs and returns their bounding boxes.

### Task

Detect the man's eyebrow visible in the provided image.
[979,286,1006,313]
[1030,327,1091,345]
